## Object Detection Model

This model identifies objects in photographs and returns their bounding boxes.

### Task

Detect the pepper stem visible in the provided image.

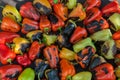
[19,50,23,55]
[69,20,77,27]
[7,58,12,64]
[66,75,72,80]
[38,72,41,80]
[0,20,2,23]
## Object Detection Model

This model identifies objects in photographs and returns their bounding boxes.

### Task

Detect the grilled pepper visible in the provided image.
[60,59,75,80]
[73,37,96,53]
[48,13,65,32]
[84,7,102,25]
[66,0,77,9]
[28,41,45,61]
[48,0,60,5]
[72,71,92,80]
[21,18,39,34]
[12,37,30,54]
[16,53,31,67]
[112,30,120,40]
[33,0,52,15]
[59,47,75,61]
[108,13,120,31]
[0,65,22,80]
[102,1,120,16]
[39,15,51,32]
[75,46,95,68]
[70,26,87,44]
[53,3,68,21]
[115,66,120,78]
[18,68,35,80]
[0,32,19,44]
[0,43,16,64]
[115,54,120,66]
[86,17,109,34]
[101,39,116,59]
[1,17,21,32]
[2,5,22,22]
[92,63,116,80]
[90,29,112,41]
[20,2,40,21]
[43,45,59,68]
[69,3,86,21]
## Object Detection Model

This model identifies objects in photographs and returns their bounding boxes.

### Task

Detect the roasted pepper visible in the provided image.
[16,53,31,67]
[39,15,51,32]
[20,2,40,21]
[73,37,96,53]
[18,68,35,80]
[48,13,65,32]
[92,63,116,80]
[66,0,77,9]
[2,5,22,22]
[86,17,109,34]
[60,59,75,80]
[115,66,120,78]
[43,45,59,68]
[90,29,112,41]
[72,71,92,80]
[108,13,120,31]
[28,41,45,61]
[75,46,95,68]
[69,3,86,21]
[1,17,21,32]
[48,0,60,5]
[0,43,16,64]
[84,7,102,25]
[115,54,120,66]
[53,3,68,21]
[70,26,87,44]
[21,18,39,34]
[12,37,30,54]
[0,65,22,80]
[59,47,75,61]
[33,0,52,15]
[102,1,120,16]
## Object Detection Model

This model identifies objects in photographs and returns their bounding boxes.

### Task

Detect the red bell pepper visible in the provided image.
[0,44,16,64]
[84,0,101,11]
[84,7,102,25]
[43,45,59,68]
[112,30,120,40]
[92,63,116,80]
[21,18,39,34]
[48,0,60,6]
[0,65,22,80]
[70,26,87,44]
[102,1,120,16]
[0,32,19,44]
[20,2,40,21]
[28,41,45,61]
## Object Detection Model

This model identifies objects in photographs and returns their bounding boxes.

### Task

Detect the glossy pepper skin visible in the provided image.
[84,7,102,25]
[1,17,21,32]
[0,44,16,64]
[53,3,68,21]
[70,26,87,44]
[21,18,39,34]
[28,41,45,61]
[102,1,120,16]
[60,59,75,80]
[112,30,120,40]
[43,45,59,68]
[0,32,19,44]
[0,65,22,80]
[16,53,31,67]
[92,63,116,80]
[20,2,40,21]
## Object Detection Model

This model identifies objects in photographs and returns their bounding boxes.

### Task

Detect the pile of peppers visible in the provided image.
[1,0,120,80]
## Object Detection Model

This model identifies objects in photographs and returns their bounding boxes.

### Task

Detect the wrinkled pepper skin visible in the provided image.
[60,59,75,80]
[18,68,35,80]
[43,45,59,68]
[72,71,92,80]
[0,44,16,64]
[70,26,87,44]
[21,18,39,34]
[1,17,21,32]
[0,32,20,44]
[75,46,95,68]
[0,65,22,80]
[92,63,116,80]
[20,2,40,21]
[16,53,31,67]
